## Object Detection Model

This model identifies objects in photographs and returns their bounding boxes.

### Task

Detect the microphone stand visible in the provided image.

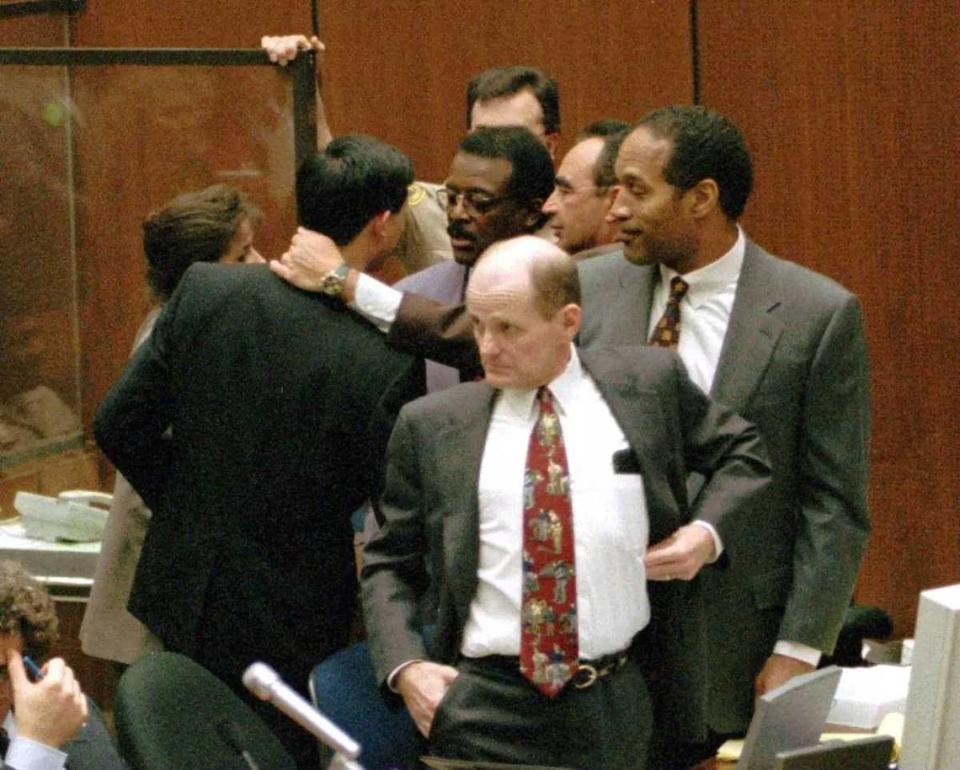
[242,662,367,770]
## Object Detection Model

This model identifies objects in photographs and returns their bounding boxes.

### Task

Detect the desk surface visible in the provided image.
[0,520,99,594]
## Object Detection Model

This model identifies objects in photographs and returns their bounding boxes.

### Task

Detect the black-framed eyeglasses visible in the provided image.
[437,188,518,217]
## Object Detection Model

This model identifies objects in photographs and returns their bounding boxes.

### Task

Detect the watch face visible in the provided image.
[322,268,345,296]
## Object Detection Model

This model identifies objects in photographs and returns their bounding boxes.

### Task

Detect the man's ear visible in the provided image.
[561,303,582,339]
[543,133,561,161]
[521,200,546,231]
[370,209,392,239]
[687,178,720,219]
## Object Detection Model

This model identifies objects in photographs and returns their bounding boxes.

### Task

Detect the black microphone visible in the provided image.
[242,662,360,760]
[215,719,260,770]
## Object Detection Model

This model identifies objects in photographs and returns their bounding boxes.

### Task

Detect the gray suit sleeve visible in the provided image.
[780,293,871,649]
[361,409,432,687]
[671,356,772,535]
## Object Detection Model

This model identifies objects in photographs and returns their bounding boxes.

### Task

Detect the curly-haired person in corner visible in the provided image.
[0,560,127,769]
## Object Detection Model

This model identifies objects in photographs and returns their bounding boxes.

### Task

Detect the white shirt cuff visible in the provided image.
[6,735,68,770]
[348,274,402,333]
[386,659,424,693]
[774,640,822,667]
[690,520,723,562]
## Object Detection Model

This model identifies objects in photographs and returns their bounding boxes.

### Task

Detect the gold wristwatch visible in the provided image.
[320,264,350,297]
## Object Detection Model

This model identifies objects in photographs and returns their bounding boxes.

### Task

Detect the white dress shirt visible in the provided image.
[647,227,820,667]
[647,228,745,395]
[461,348,650,659]
[3,711,67,770]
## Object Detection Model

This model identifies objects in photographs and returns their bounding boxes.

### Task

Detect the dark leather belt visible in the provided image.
[462,650,630,690]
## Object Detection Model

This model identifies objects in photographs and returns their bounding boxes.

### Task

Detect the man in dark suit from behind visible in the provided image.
[578,105,871,764]
[0,560,126,770]
[94,135,424,767]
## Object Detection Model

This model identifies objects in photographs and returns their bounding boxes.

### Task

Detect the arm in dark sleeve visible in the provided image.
[387,293,482,376]
[365,358,426,521]
[93,294,180,513]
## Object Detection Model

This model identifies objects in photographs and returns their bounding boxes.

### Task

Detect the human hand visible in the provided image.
[644,523,716,581]
[754,653,815,697]
[394,661,459,737]
[270,227,346,292]
[261,35,324,66]
[8,650,87,748]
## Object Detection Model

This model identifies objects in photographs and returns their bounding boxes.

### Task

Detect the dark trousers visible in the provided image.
[427,656,652,770]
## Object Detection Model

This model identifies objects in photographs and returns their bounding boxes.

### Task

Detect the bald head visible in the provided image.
[470,236,580,317]
[467,236,582,390]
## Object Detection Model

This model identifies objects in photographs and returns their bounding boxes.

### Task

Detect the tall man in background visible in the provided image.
[578,105,871,762]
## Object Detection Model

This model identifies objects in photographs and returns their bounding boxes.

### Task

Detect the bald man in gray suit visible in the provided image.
[578,106,870,764]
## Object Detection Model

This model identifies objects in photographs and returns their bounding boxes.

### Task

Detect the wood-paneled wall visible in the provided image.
[2,0,955,634]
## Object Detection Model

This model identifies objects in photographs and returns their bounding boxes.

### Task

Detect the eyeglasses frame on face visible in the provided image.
[437,187,522,217]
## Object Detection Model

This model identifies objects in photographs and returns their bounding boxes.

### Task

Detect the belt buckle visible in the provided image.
[573,663,598,689]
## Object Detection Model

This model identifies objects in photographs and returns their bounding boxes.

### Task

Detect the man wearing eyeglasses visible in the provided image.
[542,120,629,261]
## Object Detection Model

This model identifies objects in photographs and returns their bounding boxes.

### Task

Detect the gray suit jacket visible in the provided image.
[361,346,772,742]
[578,240,871,731]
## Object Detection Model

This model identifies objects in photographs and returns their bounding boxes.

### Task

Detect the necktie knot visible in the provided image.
[536,386,554,409]
[668,276,690,303]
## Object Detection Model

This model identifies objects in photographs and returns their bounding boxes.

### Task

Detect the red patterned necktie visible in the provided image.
[520,387,578,696]
[649,275,690,347]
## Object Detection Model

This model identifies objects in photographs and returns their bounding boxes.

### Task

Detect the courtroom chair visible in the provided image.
[114,651,296,770]
[310,639,419,770]
[823,605,894,668]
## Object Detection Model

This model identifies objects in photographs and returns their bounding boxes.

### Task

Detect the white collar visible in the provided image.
[497,344,583,420]
[658,226,745,307]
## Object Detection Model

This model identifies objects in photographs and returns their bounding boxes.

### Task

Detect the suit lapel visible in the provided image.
[622,262,656,344]
[432,384,497,618]
[712,240,784,410]
[579,351,677,543]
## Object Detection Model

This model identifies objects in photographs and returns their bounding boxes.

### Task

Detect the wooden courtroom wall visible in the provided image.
[697,0,960,635]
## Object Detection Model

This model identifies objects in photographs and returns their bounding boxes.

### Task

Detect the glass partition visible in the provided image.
[0,48,315,480]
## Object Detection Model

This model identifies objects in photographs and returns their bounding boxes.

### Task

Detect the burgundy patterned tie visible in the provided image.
[520,387,578,696]
[649,275,690,347]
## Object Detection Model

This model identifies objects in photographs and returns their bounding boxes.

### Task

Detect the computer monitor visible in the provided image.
[737,665,842,770]
[899,582,960,770]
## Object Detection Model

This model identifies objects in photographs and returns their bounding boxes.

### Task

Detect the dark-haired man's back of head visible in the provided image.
[297,134,414,245]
